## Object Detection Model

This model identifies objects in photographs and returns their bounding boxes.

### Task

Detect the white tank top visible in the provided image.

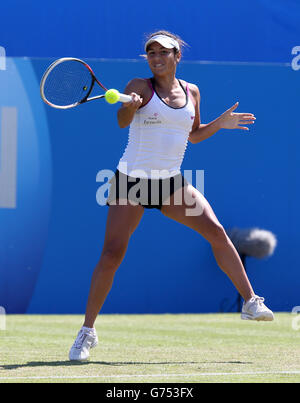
[117,79,196,179]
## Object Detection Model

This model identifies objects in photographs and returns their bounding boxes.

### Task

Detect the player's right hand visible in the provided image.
[123,92,143,110]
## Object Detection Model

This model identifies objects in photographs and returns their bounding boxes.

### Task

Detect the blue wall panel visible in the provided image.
[0,59,52,313]
[0,0,299,63]
[1,56,299,314]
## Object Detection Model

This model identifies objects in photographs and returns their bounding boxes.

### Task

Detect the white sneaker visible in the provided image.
[69,327,98,361]
[241,295,274,321]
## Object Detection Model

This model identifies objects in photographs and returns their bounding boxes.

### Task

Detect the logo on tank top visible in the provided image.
[144,112,162,125]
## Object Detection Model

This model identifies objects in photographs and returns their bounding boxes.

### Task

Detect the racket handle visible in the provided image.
[119,93,132,103]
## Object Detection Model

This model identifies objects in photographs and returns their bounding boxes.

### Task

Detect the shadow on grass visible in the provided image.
[1,360,252,370]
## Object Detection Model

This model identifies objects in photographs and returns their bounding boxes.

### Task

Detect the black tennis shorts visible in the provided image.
[107,169,188,210]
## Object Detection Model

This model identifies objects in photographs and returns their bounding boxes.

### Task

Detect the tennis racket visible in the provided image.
[40,57,132,109]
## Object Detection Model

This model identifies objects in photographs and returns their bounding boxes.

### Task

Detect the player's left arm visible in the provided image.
[188,84,256,144]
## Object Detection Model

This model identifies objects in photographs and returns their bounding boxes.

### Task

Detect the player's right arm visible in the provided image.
[117,78,150,128]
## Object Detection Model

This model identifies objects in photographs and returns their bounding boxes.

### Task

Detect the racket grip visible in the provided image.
[119,93,132,103]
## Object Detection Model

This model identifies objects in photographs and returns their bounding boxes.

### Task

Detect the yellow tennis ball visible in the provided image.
[105,89,120,104]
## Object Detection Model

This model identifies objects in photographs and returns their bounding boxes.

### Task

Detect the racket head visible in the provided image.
[40,58,98,109]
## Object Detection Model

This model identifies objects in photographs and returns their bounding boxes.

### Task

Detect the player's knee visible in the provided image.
[208,223,229,248]
[101,240,128,272]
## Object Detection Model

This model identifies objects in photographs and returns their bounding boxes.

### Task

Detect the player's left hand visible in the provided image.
[219,102,256,131]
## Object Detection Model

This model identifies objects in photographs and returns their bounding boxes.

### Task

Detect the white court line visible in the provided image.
[0,371,300,380]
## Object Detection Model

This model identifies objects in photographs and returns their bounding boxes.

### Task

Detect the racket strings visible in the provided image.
[43,61,93,106]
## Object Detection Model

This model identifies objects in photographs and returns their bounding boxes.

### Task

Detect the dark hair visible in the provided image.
[144,30,188,55]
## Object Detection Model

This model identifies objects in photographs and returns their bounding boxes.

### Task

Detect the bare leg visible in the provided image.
[83,202,144,328]
[161,185,254,301]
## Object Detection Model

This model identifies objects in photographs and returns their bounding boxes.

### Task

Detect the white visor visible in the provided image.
[144,35,180,52]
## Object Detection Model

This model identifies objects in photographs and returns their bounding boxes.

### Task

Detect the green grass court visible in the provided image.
[0,313,300,383]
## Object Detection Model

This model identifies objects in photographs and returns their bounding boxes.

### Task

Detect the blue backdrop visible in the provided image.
[0,0,299,314]
[1,0,299,63]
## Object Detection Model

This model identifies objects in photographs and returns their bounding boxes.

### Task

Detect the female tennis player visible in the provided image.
[69,30,274,361]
